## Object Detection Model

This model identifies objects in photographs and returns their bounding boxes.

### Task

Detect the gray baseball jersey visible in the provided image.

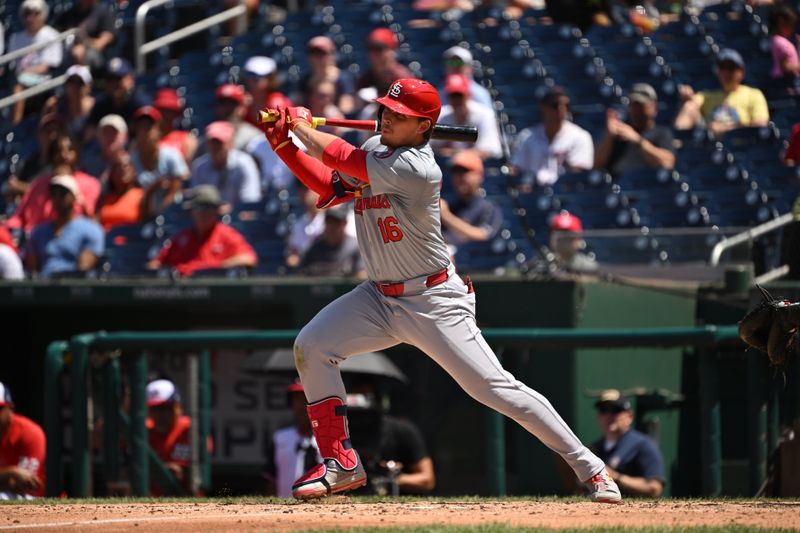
[293,136,607,484]
[340,136,450,283]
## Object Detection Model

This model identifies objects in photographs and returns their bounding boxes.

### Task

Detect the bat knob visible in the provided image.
[258,110,279,124]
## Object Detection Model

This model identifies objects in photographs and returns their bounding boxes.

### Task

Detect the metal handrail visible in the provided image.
[135,1,247,74]
[0,28,77,67]
[0,74,68,110]
[709,212,794,266]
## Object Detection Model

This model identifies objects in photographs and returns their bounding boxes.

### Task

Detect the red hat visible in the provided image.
[550,212,583,233]
[445,73,470,96]
[367,27,398,49]
[132,105,162,123]
[287,379,304,393]
[375,78,441,124]
[215,83,245,104]
[153,88,182,113]
[0,225,16,252]
[205,121,235,143]
[264,92,292,109]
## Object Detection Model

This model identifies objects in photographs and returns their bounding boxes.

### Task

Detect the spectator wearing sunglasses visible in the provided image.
[440,46,492,109]
[510,87,594,187]
[588,389,664,497]
[356,28,414,97]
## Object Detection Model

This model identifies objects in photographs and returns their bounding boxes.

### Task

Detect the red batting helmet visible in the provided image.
[375,78,441,124]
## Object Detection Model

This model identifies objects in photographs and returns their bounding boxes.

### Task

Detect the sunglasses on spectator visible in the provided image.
[23,9,41,17]
[596,405,626,415]
[48,185,70,197]
[450,165,473,174]
[446,58,465,68]
[717,61,740,71]
[546,100,570,109]
[367,45,389,53]
[308,48,332,56]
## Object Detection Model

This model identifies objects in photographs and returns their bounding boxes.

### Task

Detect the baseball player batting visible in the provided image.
[261,78,622,503]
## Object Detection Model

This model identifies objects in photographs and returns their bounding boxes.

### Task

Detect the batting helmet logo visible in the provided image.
[375,78,442,124]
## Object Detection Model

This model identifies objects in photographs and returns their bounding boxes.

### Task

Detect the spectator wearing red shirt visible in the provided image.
[0,381,46,499]
[153,88,198,164]
[147,185,257,277]
[6,133,100,235]
[145,379,195,496]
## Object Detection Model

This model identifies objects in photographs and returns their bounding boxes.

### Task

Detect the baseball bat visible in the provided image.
[257,111,478,143]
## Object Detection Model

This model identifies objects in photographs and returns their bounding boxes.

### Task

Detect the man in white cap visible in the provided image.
[146,379,192,494]
[0,381,46,499]
[190,121,262,206]
[440,46,492,109]
[242,56,292,129]
[8,0,63,124]
[81,114,129,179]
[24,175,104,278]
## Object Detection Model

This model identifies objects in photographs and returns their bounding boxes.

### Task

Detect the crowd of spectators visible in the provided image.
[1,1,799,280]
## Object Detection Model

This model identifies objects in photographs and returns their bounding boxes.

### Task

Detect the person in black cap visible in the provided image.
[588,389,664,497]
[300,205,364,277]
[86,57,149,137]
[675,48,769,136]
[595,83,675,177]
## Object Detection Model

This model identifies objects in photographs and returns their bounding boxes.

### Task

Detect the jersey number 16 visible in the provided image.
[377,217,404,243]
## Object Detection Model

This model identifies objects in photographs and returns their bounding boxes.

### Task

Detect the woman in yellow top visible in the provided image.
[674,48,769,137]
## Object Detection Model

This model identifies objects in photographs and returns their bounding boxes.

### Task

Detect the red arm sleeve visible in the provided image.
[322,138,370,183]
[277,144,357,208]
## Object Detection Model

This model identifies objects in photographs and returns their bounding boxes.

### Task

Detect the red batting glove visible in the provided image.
[261,107,291,152]
[286,106,313,131]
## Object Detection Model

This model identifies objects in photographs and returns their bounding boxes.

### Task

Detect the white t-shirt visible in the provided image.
[9,25,62,73]
[0,244,24,281]
[511,121,594,186]
[435,100,503,159]
[272,427,320,498]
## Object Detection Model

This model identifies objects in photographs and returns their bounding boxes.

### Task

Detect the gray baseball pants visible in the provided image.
[293,268,605,482]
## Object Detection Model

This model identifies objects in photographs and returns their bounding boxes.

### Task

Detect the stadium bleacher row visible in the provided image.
[3,0,800,277]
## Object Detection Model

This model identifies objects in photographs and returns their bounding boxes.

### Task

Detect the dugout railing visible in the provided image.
[45,326,751,498]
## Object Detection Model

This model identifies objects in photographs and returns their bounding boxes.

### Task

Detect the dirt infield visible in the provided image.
[1,499,799,532]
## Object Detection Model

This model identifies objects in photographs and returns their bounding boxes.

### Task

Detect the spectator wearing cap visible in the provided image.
[440,46,492,109]
[55,0,115,69]
[153,88,198,165]
[147,185,257,277]
[440,150,503,247]
[356,28,414,96]
[145,379,211,496]
[95,151,146,230]
[300,205,364,277]
[0,227,23,281]
[213,83,263,152]
[549,212,597,274]
[8,0,63,125]
[588,389,665,497]
[297,35,356,115]
[285,183,357,268]
[8,133,101,235]
[263,380,320,497]
[81,114,129,182]
[0,381,46,499]
[130,106,189,217]
[3,112,66,202]
[595,83,675,178]
[675,48,769,136]
[86,57,149,135]
[42,65,95,139]
[190,121,262,207]
[433,74,503,159]
[24,174,104,278]
[307,80,347,135]
[242,56,292,128]
[510,88,594,187]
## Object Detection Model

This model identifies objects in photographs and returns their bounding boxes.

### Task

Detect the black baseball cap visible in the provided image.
[594,389,632,412]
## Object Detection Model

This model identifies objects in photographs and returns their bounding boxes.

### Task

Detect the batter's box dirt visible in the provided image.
[0,498,798,532]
